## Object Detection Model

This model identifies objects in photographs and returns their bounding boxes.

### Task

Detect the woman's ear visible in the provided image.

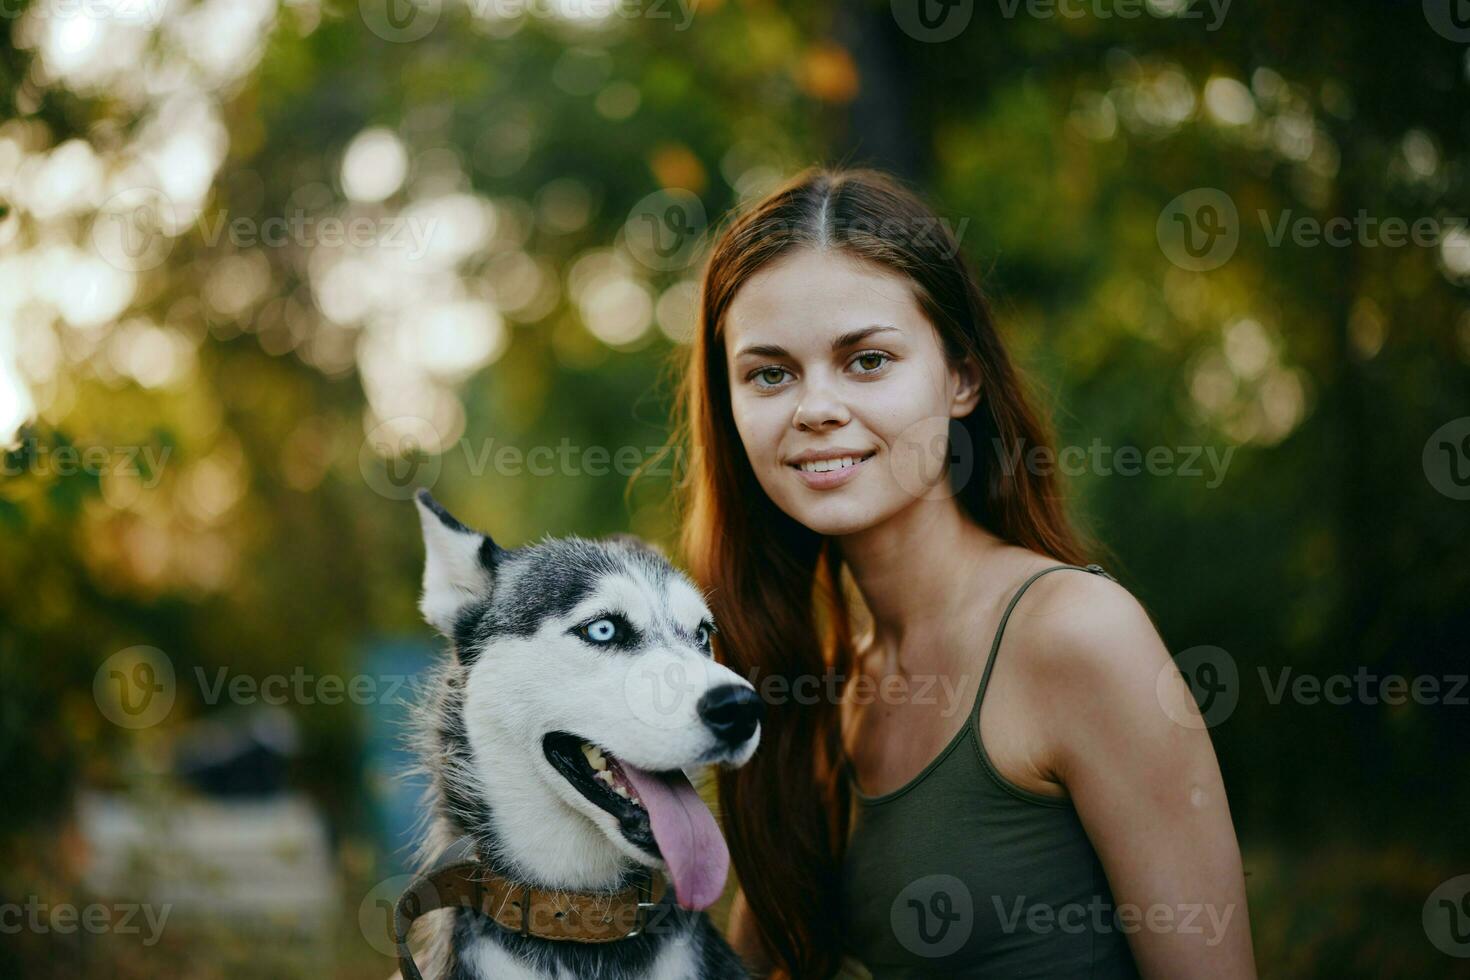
[948,355,983,418]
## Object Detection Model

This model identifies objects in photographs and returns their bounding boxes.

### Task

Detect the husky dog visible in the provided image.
[399,490,759,980]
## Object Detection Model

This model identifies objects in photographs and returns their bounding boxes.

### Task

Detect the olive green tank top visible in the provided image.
[840,563,1141,979]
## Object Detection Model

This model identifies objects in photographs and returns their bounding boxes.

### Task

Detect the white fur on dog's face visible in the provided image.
[462,565,756,867]
[415,492,759,876]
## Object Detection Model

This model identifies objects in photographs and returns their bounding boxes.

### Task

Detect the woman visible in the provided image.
[674,168,1255,978]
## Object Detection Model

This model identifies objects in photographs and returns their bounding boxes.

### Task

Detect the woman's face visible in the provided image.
[722,248,981,537]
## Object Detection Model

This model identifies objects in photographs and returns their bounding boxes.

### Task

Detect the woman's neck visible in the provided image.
[837,494,1008,658]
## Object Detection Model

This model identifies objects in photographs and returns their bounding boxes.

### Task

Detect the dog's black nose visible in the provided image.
[697,685,764,746]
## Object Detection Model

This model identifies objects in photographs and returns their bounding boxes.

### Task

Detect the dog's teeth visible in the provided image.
[572,740,637,803]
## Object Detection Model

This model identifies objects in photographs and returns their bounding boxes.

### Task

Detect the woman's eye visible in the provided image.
[584,618,618,643]
[852,351,890,374]
[752,366,790,388]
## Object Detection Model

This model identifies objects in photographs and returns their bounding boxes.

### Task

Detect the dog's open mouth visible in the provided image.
[543,732,655,850]
[542,731,729,911]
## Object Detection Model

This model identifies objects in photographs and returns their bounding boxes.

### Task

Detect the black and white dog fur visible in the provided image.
[402,491,758,980]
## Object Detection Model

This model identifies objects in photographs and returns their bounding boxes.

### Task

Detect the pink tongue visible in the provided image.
[617,763,729,910]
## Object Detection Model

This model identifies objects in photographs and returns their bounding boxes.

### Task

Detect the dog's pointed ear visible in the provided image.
[413,489,503,638]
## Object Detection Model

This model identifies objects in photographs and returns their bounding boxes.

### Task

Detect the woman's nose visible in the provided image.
[792,378,850,431]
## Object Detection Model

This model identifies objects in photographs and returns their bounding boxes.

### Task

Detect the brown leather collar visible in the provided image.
[392,845,670,980]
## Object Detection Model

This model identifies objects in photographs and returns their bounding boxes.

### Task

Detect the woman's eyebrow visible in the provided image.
[732,342,790,360]
[733,325,901,361]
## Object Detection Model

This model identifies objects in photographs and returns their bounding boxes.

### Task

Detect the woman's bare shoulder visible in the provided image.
[1006,563,1169,705]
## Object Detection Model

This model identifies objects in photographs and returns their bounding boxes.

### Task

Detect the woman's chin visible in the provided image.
[779,495,896,539]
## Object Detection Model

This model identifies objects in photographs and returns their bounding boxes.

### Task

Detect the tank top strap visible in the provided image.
[969,563,1117,726]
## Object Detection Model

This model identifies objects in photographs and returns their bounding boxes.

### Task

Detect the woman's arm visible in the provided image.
[1032,574,1257,978]
[727,887,775,978]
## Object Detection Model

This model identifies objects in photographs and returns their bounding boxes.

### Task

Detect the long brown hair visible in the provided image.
[673,167,1088,978]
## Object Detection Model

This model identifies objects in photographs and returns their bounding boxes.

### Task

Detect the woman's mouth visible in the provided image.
[787,451,876,489]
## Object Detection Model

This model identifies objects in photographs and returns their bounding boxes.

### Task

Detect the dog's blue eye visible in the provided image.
[571,613,642,648]
[695,622,715,650]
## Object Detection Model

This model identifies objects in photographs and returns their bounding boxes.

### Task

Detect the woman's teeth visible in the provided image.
[581,741,641,806]
[797,454,868,473]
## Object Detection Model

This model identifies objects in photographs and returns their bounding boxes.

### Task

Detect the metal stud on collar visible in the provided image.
[625,869,657,938]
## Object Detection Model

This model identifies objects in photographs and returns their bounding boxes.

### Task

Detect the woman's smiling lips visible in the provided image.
[785,449,878,490]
